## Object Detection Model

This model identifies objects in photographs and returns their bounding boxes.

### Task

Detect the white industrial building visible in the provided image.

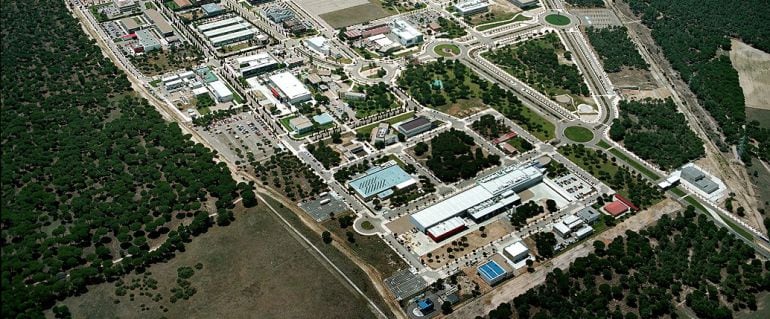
[304,36,330,56]
[208,81,233,102]
[504,241,530,263]
[454,0,489,16]
[410,163,544,232]
[197,17,245,32]
[389,19,423,47]
[510,0,538,9]
[233,52,280,77]
[268,72,311,104]
[197,17,258,47]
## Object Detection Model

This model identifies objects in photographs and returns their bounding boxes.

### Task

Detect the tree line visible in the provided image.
[1,1,243,317]
[610,98,705,170]
[626,0,770,161]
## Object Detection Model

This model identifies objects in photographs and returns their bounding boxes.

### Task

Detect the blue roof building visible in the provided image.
[478,260,508,286]
[312,113,335,126]
[348,162,416,200]
[417,299,434,313]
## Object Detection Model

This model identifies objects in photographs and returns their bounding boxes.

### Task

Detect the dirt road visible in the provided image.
[448,199,682,318]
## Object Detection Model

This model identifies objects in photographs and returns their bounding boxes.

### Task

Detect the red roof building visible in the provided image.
[493,131,518,144]
[613,194,639,211]
[603,201,629,217]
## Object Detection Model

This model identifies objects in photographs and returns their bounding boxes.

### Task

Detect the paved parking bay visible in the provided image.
[299,195,348,221]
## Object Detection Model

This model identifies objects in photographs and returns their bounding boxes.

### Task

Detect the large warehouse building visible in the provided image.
[348,162,417,200]
[454,0,489,16]
[268,72,311,104]
[197,16,258,47]
[410,162,544,232]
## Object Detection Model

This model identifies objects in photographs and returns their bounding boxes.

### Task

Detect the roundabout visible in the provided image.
[541,10,578,29]
[563,126,594,143]
[433,44,461,57]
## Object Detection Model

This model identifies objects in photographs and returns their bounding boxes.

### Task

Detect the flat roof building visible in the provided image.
[305,36,330,56]
[681,166,719,194]
[119,17,142,33]
[203,23,250,38]
[210,29,256,47]
[265,6,295,23]
[208,80,233,102]
[576,207,601,224]
[234,52,279,77]
[426,217,466,242]
[510,0,539,9]
[269,72,312,104]
[503,241,529,263]
[113,0,138,13]
[135,29,160,52]
[478,260,508,286]
[289,116,314,134]
[197,17,244,32]
[144,9,174,37]
[312,113,335,126]
[389,19,423,47]
[575,225,594,240]
[397,116,433,138]
[553,221,571,238]
[410,163,543,232]
[454,0,490,16]
[201,3,225,16]
[348,162,416,200]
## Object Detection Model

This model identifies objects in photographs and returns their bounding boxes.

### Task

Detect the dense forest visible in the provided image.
[585,26,648,73]
[492,208,770,319]
[625,0,770,161]
[471,114,510,140]
[423,129,500,183]
[307,140,341,169]
[610,98,704,170]
[1,1,241,317]
[483,33,589,97]
[398,59,554,140]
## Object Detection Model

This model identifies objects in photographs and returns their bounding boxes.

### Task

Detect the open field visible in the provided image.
[58,204,376,319]
[746,107,770,129]
[729,39,770,110]
[323,214,409,277]
[319,0,392,28]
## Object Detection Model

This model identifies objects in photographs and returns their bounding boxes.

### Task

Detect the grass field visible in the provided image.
[608,148,660,180]
[520,106,556,141]
[320,1,392,28]
[746,107,770,129]
[355,112,414,135]
[434,44,460,57]
[596,139,611,149]
[59,203,377,318]
[545,14,571,26]
[563,126,594,142]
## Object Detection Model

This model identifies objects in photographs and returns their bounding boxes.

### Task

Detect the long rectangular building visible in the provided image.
[210,29,256,47]
[203,23,250,38]
[144,9,174,36]
[197,17,244,32]
[234,52,280,77]
[410,163,543,232]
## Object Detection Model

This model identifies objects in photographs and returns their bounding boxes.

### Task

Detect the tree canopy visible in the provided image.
[1,1,238,316]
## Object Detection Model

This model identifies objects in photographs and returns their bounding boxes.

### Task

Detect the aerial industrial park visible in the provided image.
[3,0,770,318]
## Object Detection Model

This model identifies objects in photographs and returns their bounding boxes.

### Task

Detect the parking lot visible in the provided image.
[384,269,428,301]
[553,173,596,201]
[299,193,349,221]
[100,21,125,39]
[196,112,277,166]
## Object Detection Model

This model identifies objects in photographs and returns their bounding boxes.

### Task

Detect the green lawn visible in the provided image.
[596,139,611,149]
[608,148,660,180]
[545,14,571,26]
[521,107,556,141]
[434,44,460,57]
[670,187,686,197]
[563,126,594,143]
[355,112,414,135]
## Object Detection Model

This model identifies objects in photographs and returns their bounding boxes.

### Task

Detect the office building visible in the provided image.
[144,9,174,37]
[370,123,397,145]
[454,0,489,16]
[396,116,433,137]
[234,52,279,77]
[389,19,423,47]
[289,116,314,134]
[113,0,138,13]
[503,241,530,263]
[510,0,538,9]
[135,29,160,52]
[305,36,330,55]
[208,80,233,102]
[201,3,225,16]
[576,207,601,224]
